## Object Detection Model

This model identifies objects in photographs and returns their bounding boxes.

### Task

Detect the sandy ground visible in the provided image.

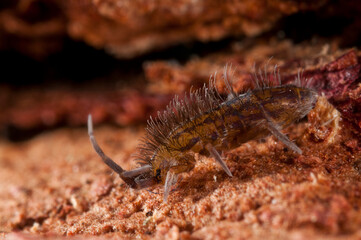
[1,102,361,239]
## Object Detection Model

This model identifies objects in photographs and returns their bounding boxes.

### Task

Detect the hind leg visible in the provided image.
[205,143,233,177]
[265,121,302,154]
[256,103,302,154]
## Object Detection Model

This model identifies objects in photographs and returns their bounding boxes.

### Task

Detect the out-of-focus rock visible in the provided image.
[0,0,66,59]
[0,0,332,58]
[64,0,327,58]
[306,95,341,144]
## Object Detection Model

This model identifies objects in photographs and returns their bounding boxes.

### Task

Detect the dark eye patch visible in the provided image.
[155,168,161,181]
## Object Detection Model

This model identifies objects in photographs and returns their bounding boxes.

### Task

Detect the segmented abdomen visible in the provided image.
[166,91,269,157]
[163,84,316,159]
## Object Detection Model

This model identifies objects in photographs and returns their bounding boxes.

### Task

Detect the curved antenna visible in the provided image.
[87,115,125,175]
[88,115,155,189]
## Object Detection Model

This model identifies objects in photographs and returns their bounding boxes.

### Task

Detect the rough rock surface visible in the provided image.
[1,39,361,239]
[0,101,360,239]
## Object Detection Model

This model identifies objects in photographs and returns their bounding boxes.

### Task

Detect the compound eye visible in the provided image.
[155,168,162,182]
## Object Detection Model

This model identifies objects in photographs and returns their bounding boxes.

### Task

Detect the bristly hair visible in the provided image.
[134,64,306,165]
[134,74,226,165]
[252,63,309,89]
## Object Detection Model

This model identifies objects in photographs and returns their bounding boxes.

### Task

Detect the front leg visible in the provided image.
[161,153,196,202]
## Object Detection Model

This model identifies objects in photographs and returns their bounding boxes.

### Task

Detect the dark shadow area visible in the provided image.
[0,38,234,87]
[279,12,353,43]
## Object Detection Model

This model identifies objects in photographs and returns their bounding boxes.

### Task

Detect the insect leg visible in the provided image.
[206,143,233,177]
[163,170,178,202]
[265,122,302,154]
[256,104,302,154]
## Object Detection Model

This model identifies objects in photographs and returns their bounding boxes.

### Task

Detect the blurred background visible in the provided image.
[1,0,361,141]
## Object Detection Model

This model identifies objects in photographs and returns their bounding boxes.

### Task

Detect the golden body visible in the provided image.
[151,86,318,186]
[88,67,318,201]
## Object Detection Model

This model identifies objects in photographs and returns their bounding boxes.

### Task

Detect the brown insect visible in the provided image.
[88,65,318,201]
